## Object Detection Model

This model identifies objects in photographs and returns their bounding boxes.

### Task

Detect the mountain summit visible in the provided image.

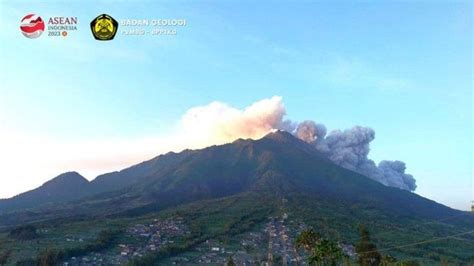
[0,172,89,212]
[1,130,473,263]
[0,131,461,222]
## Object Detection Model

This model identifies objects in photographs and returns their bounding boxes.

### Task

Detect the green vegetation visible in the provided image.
[395,260,420,266]
[1,131,473,265]
[296,229,343,265]
[380,254,397,265]
[295,229,321,251]
[14,229,121,265]
[9,225,38,241]
[2,191,473,264]
[226,256,236,266]
[127,192,275,265]
[0,240,11,266]
[0,251,11,266]
[1,192,473,265]
[285,194,474,264]
[310,239,344,265]
[355,224,381,266]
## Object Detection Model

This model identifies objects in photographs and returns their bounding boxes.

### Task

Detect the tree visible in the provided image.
[295,230,343,266]
[37,248,60,266]
[308,239,344,266]
[396,260,420,266]
[0,251,11,266]
[381,254,397,266]
[9,225,38,240]
[0,240,11,266]
[439,257,449,266]
[355,224,381,266]
[295,229,321,251]
[226,255,236,266]
[343,256,352,266]
[273,254,283,264]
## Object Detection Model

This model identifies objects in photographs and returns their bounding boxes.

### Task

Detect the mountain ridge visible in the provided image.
[1,130,473,264]
[0,171,89,212]
[0,131,466,221]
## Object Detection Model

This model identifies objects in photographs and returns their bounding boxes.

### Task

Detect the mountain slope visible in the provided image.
[0,131,467,224]
[0,172,89,212]
[88,131,461,221]
[1,131,473,264]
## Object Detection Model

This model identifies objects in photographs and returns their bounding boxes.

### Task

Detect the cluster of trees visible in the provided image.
[295,229,344,265]
[9,225,38,240]
[226,256,236,266]
[355,224,420,266]
[355,224,381,265]
[295,225,421,266]
[129,209,270,265]
[15,229,121,266]
[127,241,198,266]
[133,222,425,266]
[0,241,12,266]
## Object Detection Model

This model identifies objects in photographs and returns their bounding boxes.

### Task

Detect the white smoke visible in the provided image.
[180,96,290,146]
[173,97,417,191]
[0,96,416,199]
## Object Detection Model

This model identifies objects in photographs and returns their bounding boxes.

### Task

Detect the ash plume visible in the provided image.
[378,160,416,191]
[183,96,418,191]
[180,96,290,145]
[0,96,418,198]
[295,121,327,143]
[289,122,416,191]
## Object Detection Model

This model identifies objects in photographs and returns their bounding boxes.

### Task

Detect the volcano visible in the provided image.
[0,131,473,263]
[0,131,462,218]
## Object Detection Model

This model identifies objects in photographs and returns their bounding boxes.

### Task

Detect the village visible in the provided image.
[64,217,189,265]
[164,214,312,265]
[64,215,355,265]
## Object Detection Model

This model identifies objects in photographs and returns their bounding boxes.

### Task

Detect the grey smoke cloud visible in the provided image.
[296,121,327,143]
[378,160,417,191]
[174,96,417,191]
[290,122,416,191]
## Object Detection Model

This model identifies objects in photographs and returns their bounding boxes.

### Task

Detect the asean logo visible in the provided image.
[20,14,45,39]
[90,14,118,41]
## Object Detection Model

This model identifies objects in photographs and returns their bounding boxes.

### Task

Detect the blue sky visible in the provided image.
[0,1,472,210]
